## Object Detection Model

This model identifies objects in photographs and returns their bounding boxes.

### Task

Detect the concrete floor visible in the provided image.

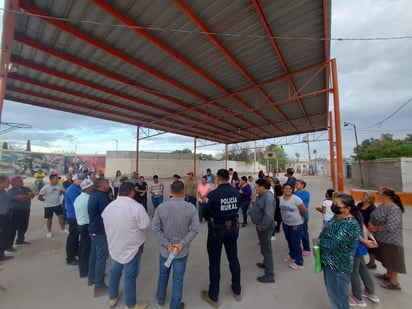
[0,175,410,309]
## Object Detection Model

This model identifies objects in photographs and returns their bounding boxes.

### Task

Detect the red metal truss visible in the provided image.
[0,0,19,121]
[252,0,312,130]
[174,0,299,133]
[12,36,255,141]
[18,1,268,140]
[6,85,232,144]
[92,0,285,137]
[10,57,244,143]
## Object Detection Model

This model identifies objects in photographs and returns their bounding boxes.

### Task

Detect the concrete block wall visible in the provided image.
[351,157,412,192]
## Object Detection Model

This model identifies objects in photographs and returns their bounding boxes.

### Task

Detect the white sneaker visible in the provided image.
[61,229,69,235]
[362,290,380,303]
[283,256,294,262]
[271,236,276,241]
[289,262,304,270]
[349,295,367,307]
[46,232,53,238]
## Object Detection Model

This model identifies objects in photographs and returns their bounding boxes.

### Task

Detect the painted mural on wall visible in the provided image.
[63,155,106,175]
[0,150,106,176]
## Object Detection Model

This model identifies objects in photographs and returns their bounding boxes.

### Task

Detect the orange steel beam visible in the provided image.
[91,0,281,136]
[8,74,231,142]
[5,95,139,128]
[12,36,253,141]
[6,86,232,144]
[135,126,140,174]
[7,72,237,143]
[212,60,331,101]
[18,2,264,140]
[323,0,331,119]
[0,0,19,122]
[328,111,336,189]
[252,0,312,130]
[331,59,344,191]
[12,58,251,143]
[193,138,197,177]
[174,0,298,133]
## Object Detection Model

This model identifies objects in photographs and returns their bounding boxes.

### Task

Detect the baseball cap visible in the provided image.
[80,179,94,190]
[73,173,86,180]
[10,176,25,185]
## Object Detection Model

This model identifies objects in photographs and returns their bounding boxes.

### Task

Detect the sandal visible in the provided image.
[374,273,390,281]
[380,280,401,290]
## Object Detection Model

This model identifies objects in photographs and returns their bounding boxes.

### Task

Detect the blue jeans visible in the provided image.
[152,196,163,208]
[282,223,303,266]
[301,217,311,252]
[109,251,141,308]
[323,266,350,309]
[157,254,188,309]
[88,233,108,290]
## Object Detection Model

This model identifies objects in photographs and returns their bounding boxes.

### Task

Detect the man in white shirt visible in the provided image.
[38,174,68,238]
[102,182,150,309]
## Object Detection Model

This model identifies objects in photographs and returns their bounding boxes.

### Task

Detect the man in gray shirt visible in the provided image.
[152,181,200,309]
[0,175,13,261]
[250,178,275,283]
[8,176,34,246]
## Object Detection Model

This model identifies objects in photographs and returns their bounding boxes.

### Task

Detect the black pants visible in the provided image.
[66,218,79,263]
[9,209,30,245]
[78,224,91,277]
[207,226,241,301]
[239,200,250,224]
[0,214,11,255]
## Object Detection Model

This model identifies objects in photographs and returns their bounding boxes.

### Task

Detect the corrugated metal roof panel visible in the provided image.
[3,0,331,144]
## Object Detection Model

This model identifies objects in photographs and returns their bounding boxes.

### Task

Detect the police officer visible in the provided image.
[201,169,241,308]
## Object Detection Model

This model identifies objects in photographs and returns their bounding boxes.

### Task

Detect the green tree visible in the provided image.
[172,148,192,154]
[197,153,215,160]
[226,144,254,162]
[257,144,288,170]
[2,142,8,149]
[356,134,412,160]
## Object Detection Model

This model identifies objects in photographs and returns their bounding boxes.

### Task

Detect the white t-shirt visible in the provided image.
[322,199,334,222]
[279,195,304,225]
[39,184,62,207]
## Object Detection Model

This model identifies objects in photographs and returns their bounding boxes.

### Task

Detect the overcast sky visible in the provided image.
[1,0,411,159]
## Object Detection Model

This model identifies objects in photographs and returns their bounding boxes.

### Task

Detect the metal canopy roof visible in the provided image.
[1,0,332,145]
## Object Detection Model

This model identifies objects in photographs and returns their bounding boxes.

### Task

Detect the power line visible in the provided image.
[366,97,412,128]
[2,8,412,42]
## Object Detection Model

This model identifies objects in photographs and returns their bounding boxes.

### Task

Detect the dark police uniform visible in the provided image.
[203,182,241,301]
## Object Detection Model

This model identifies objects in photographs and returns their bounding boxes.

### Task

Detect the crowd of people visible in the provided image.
[0,167,407,309]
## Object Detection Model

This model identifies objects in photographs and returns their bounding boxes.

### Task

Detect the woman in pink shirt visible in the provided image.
[197,175,211,223]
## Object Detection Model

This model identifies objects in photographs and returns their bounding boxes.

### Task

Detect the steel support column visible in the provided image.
[331,59,344,191]
[328,111,336,189]
[193,138,197,177]
[0,0,19,121]
[135,126,140,174]
[224,144,228,169]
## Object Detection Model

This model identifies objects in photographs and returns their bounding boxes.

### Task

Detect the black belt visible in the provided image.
[209,219,238,229]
